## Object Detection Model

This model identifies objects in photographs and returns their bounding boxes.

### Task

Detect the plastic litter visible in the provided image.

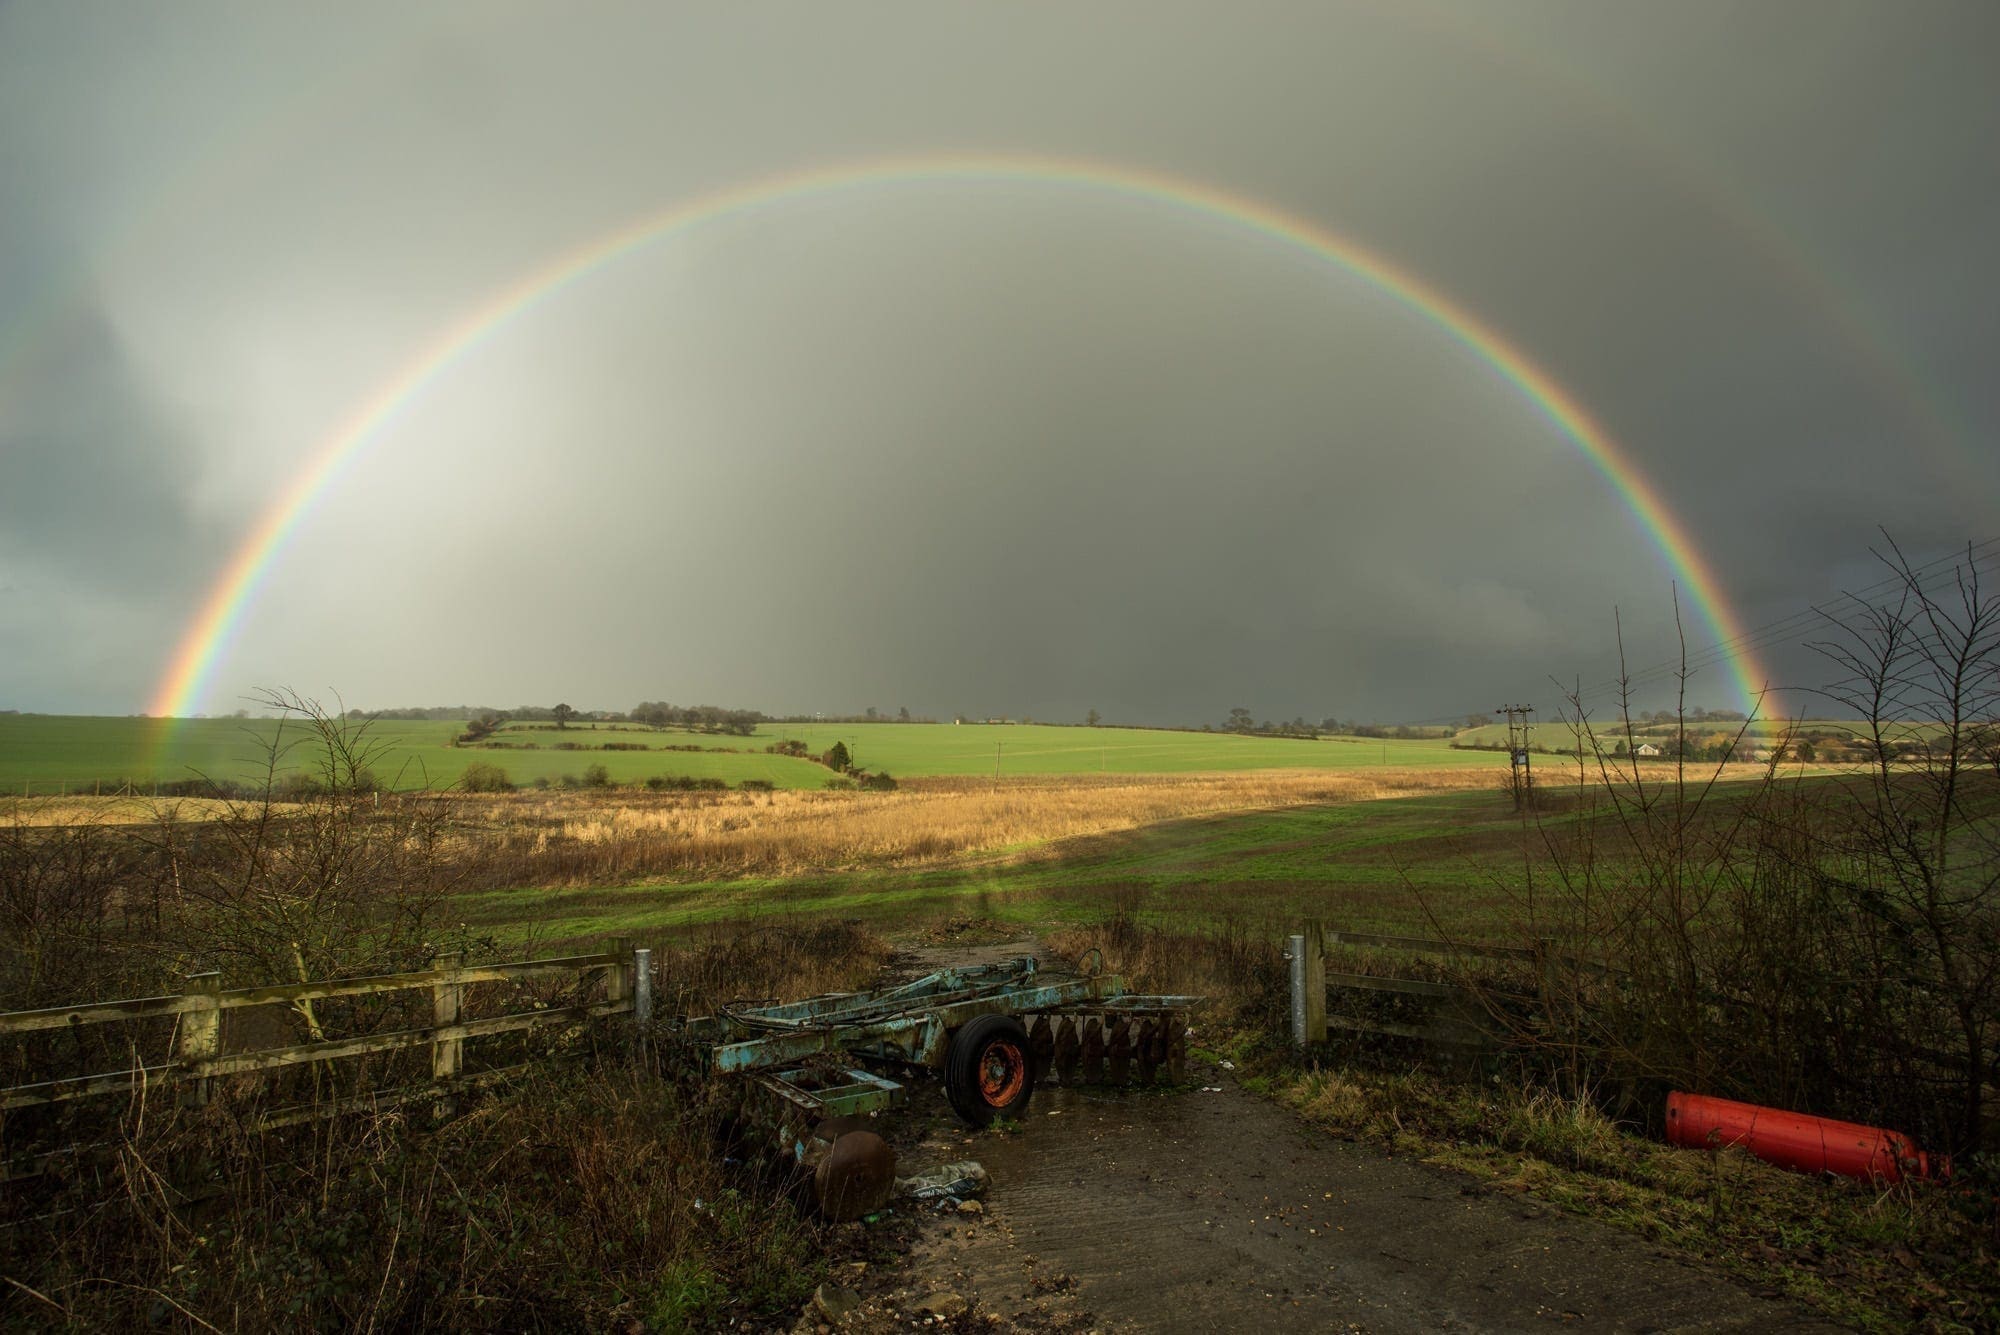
[895,1160,989,1203]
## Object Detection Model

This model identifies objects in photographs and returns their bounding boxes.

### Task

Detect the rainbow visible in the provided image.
[148,153,1768,721]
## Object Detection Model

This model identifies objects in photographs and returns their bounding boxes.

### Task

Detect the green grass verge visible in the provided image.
[1269,1064,1995,1330]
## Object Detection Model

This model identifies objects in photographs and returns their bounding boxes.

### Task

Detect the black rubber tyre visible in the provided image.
[944,1014,1036,1126]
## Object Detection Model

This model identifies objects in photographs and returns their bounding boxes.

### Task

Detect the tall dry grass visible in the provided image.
[441,766,1498,886]
[0,794,280,826]
[2,921,894,1332]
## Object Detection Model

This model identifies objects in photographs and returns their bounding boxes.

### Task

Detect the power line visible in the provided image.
[1582,538,2000,703]
[1396,539,1997,729]
[1640,538,1996,681]
[1497,703,1534,808]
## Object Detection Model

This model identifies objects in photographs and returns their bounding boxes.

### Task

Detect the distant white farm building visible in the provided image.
[1635,743,1662,757]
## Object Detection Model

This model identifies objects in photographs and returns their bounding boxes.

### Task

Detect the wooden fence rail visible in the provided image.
[1319,930,1540,964]
[0,942,643,1113]
[1291,924,1626,1050]
[1291,923,1537,1050]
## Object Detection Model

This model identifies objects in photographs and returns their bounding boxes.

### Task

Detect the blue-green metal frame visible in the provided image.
[691,957,1199,1119]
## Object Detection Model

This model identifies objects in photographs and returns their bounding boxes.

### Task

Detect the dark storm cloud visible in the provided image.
[1,2,1994,722]
[0,309,208,575]
[0,179,226,710]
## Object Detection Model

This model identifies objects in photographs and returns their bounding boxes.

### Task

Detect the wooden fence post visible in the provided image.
[601,938,632,1010]
[432,952,463,1081]
[1303,920,1327,1044]
[178,971,221,1106]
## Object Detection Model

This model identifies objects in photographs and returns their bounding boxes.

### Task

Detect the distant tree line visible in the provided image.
[1206,708,1452,740]
[626,702,764,735]
[352,701,774,739]
[353,702,951,732]
[766,706,933,724]
[349,700,1477,742]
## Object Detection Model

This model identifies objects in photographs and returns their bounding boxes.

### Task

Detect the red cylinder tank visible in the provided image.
[1666,1091,1944,1184]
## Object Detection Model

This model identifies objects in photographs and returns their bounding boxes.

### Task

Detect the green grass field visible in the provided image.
[0,715,1490,791]
[0,715,828,792]
[456,787,1538,948]
[737,722,1483,775]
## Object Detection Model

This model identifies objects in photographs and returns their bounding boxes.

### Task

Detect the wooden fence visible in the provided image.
[1288,923,1560,1050]
[0,941,655,1124]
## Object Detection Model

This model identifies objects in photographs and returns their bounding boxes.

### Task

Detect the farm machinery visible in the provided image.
[670,956,1199,1217]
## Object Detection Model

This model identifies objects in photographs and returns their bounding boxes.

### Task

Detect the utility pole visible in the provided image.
[1497,704,1535,810]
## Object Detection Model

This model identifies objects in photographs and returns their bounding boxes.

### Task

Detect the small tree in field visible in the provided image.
[1086,708,1101,727]
[553,703,574,730]
[150,689,474,1040]
[822,741,851,773]
[459,761,513,793]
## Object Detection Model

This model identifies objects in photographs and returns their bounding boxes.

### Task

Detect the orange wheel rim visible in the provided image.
[978,1039,1026,1105]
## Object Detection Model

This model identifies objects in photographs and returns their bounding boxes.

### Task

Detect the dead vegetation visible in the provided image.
[0,796,280,827]
[1048,908,1287,1032]
[0,695,924,1330]
[1,921,889,1332]
[0,997,867,1331]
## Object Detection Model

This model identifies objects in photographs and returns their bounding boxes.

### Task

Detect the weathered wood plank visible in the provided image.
[177,972,221,1108]
[1325,1012,1492,1048]
[432,953,463,1081]
[1323,931,1538,962]
[1303,921,1327,1043]
[251,1065,526,1132]
[194,1000,630,1078]
[0,953,621,1034]
[1324,971,1462,999]
[214,954,619,1009]
[0,993,198,1035]
[1,1064,177,1110]
[2,1000,632,1107]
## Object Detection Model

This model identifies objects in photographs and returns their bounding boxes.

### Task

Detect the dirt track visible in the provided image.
[910,1079,1837,1332]
[846,939,1841,1333]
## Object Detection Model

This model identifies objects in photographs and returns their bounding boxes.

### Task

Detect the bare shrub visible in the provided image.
[1470,543,1998,1156]
[0,921,891,1330]
[145,692,477,1002]
[1048,911,1287,1032]
[649,918,893,1017]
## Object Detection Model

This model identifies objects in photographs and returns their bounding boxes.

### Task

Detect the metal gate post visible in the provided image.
[632,947,653,1025]
[1287,933,1308,1048]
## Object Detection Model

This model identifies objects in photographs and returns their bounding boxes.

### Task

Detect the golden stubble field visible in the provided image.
[439,766,1508,882]
[3,761,1806,891]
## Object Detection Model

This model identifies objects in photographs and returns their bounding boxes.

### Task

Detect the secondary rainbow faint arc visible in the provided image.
[148,153,1769,721]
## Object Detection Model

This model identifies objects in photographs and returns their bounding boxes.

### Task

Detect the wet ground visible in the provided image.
[832,936,1842,1333]
[911,1080,1837,1332]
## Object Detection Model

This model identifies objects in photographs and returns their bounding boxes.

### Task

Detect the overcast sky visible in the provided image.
[2,2,1994,725]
